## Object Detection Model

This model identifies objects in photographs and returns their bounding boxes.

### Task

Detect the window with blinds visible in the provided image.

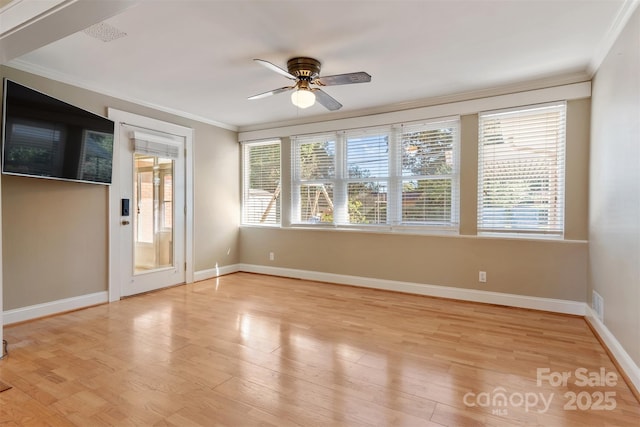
[290,118,459,230]
[398,121,459,227]
[242,140,281,225]
[345,130,389,225]
[477,102,566,236]
[291,134,336,224]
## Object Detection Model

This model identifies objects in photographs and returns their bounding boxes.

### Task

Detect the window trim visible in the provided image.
[241,139,282,227]
[289,117,460,232]
[477,101,567,238]
[395,119,461,230]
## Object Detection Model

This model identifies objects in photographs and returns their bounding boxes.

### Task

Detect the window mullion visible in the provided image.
[388,125,401,226]
[333,132,348,225]
[290,140,301,223]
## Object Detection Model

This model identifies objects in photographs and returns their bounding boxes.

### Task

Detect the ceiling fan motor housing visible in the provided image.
[287,57,321,80]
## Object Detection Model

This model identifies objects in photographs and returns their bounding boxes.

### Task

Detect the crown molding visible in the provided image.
[588,0,640,76]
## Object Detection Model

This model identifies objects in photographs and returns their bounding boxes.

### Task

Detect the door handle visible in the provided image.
[121,220,130,225]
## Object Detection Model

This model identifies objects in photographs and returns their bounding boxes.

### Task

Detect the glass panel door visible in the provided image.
[133,154,174,274]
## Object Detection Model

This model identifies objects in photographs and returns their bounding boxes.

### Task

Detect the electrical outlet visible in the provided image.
[479,271,487,283]
[592,290,604,321]
[269,252,275,261]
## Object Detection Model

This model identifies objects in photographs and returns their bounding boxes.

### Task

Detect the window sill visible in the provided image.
[240,224,587,243]
[477,231,564,241]
[286,223,460,237]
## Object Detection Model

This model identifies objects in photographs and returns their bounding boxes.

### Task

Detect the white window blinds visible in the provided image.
[131,131,181,159]
[398,121,459,227]
[242,140,281,225]
[290,118,459,230]
[477,102,566,236]
[345,129,390,225]
[291,134,336,224]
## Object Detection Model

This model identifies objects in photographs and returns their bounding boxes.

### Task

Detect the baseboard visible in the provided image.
[3,264,240,325]
[585,305,640,399]
[3,291,108,325]
[237,264,586,315]
[193,264,241,282]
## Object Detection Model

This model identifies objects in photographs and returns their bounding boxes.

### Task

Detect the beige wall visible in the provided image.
[589,8,640,365]
[192,123,240,272]
[240,227,587,301]
[565,98,591,241]
[239,100,590,302]
[2,175,108,308]
[1,66,240,310]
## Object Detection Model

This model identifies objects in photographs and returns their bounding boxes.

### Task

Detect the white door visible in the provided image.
[108,109,193,300]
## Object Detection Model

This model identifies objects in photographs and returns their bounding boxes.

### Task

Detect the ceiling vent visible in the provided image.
[83,22,127,42]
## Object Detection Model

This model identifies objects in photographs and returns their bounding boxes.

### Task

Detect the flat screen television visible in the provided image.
[1,79,114,185]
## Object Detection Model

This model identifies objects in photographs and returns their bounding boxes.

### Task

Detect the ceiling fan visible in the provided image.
[248,57,371,111]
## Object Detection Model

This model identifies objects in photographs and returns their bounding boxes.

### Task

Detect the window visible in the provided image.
[242,140,281,225]
[398,122,459,226]
[345,130,389,225]
[291,118,459,231]
[291,134,336,223]
[477,102,566,236]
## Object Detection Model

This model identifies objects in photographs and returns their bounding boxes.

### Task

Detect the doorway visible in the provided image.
[108,109,193,300]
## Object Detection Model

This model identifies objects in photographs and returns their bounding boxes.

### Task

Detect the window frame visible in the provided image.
[241,139,282,227]
[289,117,460,233]
[393,119,460,231]
[291,133,338,226]
[477,101,567,238]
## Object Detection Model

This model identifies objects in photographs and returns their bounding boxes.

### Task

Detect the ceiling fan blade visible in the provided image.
[312,89,342,111]
[254,58,297,80]
[248,86,294,100]
[314,71,371,86]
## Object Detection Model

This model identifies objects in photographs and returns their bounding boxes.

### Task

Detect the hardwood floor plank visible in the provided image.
[0,272,638,426]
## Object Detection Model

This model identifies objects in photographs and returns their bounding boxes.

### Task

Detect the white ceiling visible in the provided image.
[3,0,635,131]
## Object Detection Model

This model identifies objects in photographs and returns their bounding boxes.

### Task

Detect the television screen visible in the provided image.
[1,79,114,184]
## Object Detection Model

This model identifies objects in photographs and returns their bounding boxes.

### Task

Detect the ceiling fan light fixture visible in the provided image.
[250,57,370,111]
[291,88,316,109]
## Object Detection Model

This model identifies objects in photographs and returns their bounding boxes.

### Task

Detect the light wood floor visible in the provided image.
[0,272,638,426]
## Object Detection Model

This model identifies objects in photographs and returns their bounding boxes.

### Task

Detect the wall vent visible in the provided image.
[592,290,604,322]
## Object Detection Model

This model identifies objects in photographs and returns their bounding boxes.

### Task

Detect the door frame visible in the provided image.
[107,108,194,301]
